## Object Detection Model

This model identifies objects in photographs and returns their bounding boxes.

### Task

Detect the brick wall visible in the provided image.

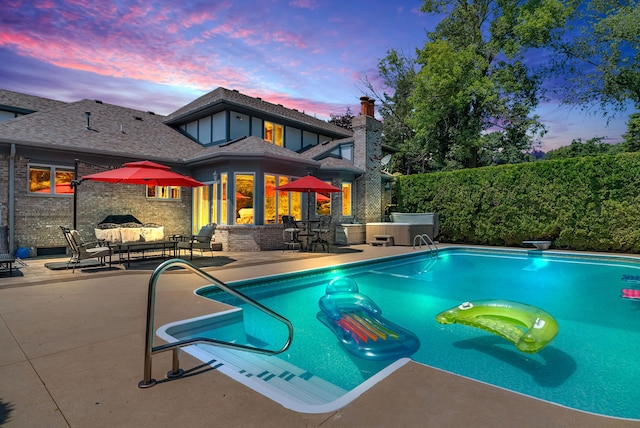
[0,154,8,227]
[10,159,192,252]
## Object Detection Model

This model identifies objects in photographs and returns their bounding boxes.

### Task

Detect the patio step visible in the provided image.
[187,343,348,407]
[369,235,394,247]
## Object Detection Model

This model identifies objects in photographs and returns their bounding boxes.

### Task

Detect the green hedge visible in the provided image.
[395,152,640,252]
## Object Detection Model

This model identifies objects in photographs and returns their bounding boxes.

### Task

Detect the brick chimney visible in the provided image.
[359,96,375,117]
[359,96,370,116]
[353,101,383,223]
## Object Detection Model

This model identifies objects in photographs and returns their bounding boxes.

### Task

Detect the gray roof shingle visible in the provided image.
[165,87,352,138]
[0,99,200,161]
[0,88,68,113]
[185,135,319,167]
[0,88,360,176]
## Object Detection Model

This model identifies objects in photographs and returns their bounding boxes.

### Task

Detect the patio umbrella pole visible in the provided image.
[72,159,111,230]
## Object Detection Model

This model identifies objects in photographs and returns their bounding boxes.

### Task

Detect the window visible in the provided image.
[264,121,284,146]
[147,186,180,199]
[330,144,354,162]
[341,144,353,162]
[29,164,74,195]
[264,174,276,224]
[235,174,254,224]
[278,176,291,220]
[317,182,331,215]
[221,173,228,225]
[264,174,302,223]
[211,183,218,226]
[342,182,352,216]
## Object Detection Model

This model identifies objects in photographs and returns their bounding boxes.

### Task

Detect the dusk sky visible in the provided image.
[0,0,634,151]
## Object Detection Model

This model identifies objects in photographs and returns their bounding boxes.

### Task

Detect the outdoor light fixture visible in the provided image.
[212,171,218,182]
[85,112,91,130]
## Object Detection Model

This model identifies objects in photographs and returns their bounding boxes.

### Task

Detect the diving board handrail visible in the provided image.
[413,233,438,257]
[138,258,294,388]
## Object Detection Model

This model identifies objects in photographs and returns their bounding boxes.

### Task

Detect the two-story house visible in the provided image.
[0,87,390,254]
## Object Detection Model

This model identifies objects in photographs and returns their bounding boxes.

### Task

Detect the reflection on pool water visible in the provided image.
[159,247,640,419]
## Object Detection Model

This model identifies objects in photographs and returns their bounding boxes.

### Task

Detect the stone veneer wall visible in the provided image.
[352,114,383,223]
[215,225,287,251]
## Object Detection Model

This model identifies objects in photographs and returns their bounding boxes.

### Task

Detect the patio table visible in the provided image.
[111,240,178,267]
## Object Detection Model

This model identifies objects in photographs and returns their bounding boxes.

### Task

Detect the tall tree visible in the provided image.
[551,0,640,111]
[621,112,640,151]
[362,50,419,173]
[409,0,571,171]
[328,107,354,130]
[543,137,621,160]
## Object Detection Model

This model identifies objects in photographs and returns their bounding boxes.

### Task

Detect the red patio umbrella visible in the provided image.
[276,175,341,220]
[74,160,204,228]
[81,160,204,187]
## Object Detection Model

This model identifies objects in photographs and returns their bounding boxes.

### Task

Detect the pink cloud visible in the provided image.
[289,0,319,10]
[269,30,308,49]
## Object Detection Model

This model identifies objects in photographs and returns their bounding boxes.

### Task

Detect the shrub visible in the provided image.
[395,152,640,252]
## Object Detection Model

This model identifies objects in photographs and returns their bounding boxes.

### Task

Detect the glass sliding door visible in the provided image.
[192,185,210,234]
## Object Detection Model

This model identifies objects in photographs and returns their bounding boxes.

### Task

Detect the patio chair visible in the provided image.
[60,226,112,272]
[0,225,15,276]
[172,223,220,260]
[282,215,301,252]
[310,215,332,252]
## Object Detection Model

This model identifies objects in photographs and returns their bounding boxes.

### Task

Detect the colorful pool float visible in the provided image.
[317,277,420,360]
[622,288,640,299]
[435,300,559,354]
[621,274,640,283]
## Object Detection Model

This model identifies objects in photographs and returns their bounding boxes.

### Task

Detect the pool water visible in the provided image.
[191,248,640,419]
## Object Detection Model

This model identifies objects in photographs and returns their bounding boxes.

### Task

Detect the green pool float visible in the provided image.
[436,300,559,353]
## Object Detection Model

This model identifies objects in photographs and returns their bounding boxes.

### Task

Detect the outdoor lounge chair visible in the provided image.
[172,223,221,260]
[60,226,112,272]
[0,225,15,276]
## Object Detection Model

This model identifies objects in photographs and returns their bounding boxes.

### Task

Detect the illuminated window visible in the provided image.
[147,186,180,199]
[264,121,284,146]
[265,174,301,223]
[221,173,228,225]
[29,164,74,195]
[275,124,283,146]
[342,182,352,216]
[235,174,254,224]
[211,183,218,225]
[264,175,276,224]
[278,176,290,220]
[317,182,331,215]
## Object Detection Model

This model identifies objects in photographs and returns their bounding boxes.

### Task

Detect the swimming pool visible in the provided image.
[157,247,640,419]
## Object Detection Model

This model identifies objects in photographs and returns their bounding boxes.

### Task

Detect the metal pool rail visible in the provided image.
[413,233,438,256]
[138,258,294,388]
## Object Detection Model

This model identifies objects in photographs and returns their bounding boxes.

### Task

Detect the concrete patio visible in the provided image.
[0,245,636,427]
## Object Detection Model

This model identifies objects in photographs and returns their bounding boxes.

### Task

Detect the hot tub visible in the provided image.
[366,213,438,246]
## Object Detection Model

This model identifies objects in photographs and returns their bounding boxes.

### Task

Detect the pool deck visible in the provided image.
[0,244,637,428]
